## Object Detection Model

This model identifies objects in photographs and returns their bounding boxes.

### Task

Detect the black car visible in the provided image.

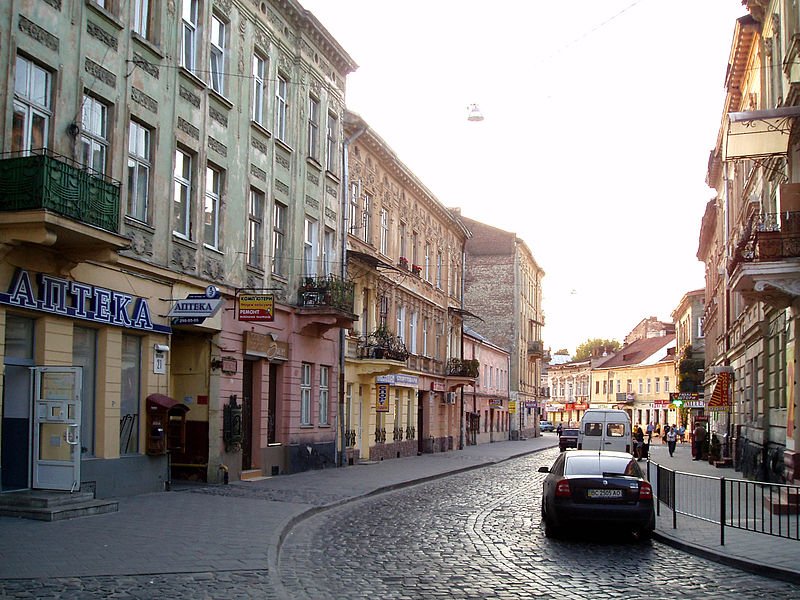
[538,450,655,541]
[558,428,580,452]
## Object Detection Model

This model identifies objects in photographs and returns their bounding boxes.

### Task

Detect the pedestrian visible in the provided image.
[556,423,562,437]
[634,426,645,461]
[678,424,686,443]
[646,423,653,445]
[666,425,677,457]
[693,422,707,461]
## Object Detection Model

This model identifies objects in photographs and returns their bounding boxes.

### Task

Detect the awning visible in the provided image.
[723,106,800,161]
[707,372,731,409]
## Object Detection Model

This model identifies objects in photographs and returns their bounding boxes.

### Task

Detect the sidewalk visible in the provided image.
[0,434,797,585]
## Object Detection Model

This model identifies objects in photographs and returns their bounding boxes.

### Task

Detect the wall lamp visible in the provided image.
[154,344,170,352]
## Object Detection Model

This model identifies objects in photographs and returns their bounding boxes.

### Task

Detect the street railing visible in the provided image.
[648,461,800,545]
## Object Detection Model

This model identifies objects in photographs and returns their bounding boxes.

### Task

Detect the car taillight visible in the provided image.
[555,479,571,497]
[639,481,653,500]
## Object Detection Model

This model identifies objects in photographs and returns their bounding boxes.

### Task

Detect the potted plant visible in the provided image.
[411,264,422,276]
[398,256,409,269]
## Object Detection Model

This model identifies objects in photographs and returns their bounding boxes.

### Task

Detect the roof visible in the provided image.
[594,335,676,368]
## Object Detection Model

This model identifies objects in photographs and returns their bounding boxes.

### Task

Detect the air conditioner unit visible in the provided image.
[445,392,457,404]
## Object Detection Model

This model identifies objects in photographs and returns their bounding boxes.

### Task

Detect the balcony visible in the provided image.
[356,328,409,362]
[728,211,800,308]
[527,340,544,358]
[447,358,479,378]
[0,150,126,268]
[296,274,357,334]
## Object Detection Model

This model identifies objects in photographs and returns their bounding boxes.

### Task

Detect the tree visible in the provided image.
[573,338,620,361]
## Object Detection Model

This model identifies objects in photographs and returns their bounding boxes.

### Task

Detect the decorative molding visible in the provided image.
[305,195,319,209]
[18,16,59,51]
[325,207,336,221]
[250,164,267,181]
[179,85,201,108]
[133,53,159,79]
[326,185,337,198]
[131,87,158,113]
[87,21,118,50]
[42,0,62,10]
[275,154,290,170]
[275,179,289,195]
[127,229,153,257]
[203,256,224,282]
[208,136,227,157]
[85,58,116,88]
[171,245,197,273]
[307,171,319,186]
[215,0,232,13]
[209,106,228,127]
[251,137,268,155]
[177,117,200,140]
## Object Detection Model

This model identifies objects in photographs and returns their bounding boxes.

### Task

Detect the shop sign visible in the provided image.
[237,293,274,322]
[508,401,517,413]
[376,373,419,388]
[0,268,170,333]
[524,401,536,408]
[574,403,589,410]
[654,400,670,407]
[244,331,288,361]
[376,384,390,412]
[430,381,446,392]
[489,398,503,408]
[170,285,222,325]
[565,402,575,411]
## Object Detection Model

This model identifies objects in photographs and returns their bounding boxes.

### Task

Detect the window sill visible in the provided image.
[250,120,272,139]
[208,88,234,111]
[318,424,331,429]
[131,32,164,58]
[324,170,340,184]
[124,215,155,233]
[275,137,294,154]
[300,424,314,429]
[86,0,123,30]
[306,156,322,172]
[203,243,224,256]
[178,67,206,91]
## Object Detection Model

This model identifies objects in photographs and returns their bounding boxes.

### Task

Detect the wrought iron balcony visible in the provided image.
[527,340,544,357]
[0,150,120,232]
[356,328,409,362]
[447,358,479,378]
[297,274,355,312]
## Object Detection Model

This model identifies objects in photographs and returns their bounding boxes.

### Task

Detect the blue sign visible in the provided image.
[0,269,170,333]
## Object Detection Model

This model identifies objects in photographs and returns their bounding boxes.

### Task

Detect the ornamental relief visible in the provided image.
[203,257,225,282]
[171,246,197,273]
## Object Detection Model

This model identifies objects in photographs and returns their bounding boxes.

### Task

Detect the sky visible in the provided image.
[300,0,749,355]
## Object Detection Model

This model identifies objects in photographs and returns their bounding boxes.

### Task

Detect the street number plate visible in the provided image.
[588,489,623,498]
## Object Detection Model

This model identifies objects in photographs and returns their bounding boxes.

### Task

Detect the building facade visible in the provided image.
[462,327,511,445]
[545,358,591,427]
[341,112,476,463]
[0,0,357,497]
[460,217,545,438]
[700,2,800,483]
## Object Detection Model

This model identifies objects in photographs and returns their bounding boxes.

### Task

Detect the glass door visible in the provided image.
[31,367,82,491]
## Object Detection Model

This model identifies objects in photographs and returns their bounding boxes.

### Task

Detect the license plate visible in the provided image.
[587,489,623,498]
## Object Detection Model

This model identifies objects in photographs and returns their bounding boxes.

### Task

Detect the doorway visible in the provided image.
[242,360,253,471]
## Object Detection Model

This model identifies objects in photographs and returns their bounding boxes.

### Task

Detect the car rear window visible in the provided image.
[583,422,602,436]
[607,423,626,437]
[564,455,638,476]
[563,429,579,436]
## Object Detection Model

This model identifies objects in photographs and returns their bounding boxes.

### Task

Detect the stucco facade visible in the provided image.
[462,327,511,445]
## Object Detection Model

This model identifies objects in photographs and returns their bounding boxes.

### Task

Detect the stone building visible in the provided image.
[459,217,545,438]
[341,111,476,463]
[0,0,357,498]
[462,326,511,445]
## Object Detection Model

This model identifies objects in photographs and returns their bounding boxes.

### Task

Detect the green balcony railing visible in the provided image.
[0,150,120,233]
[297,274,356,313]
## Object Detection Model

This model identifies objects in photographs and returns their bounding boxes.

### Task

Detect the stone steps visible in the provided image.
[0,490,118,521]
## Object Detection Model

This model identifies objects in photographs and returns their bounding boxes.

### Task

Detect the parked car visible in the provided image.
[539,420,555,432]
[577,408,633,454]
[558,428,580,452]
[538,450,655,541]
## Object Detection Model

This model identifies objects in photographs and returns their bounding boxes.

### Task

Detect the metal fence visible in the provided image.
[648,461,800,545]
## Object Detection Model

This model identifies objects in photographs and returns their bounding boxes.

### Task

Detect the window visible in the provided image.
[436,251,442,288]
[173,149,193,239]
[637,379,643,394]
[300,363,311,425]
[272,202,286,276]
[397,305,406,342]
[13,55,51,152]
[326,112,338,172]
[132,0,152,39]
[626,379,632,393]
[275,74,288,141]
[424,243,430,280]
[409,311,417,354]
[399,222,407,260]
[323,228,334,275]
[73,327,97,456]
[616,380,621,393]
[349,183,359,234]
[646,378,652,394]
[412,231,419,266]
[308,96,320,158]
[304,218,318,276]
[422,317,428,356]
[80,96,108,172]
[247,189,264,268]
[664,376,670,392]
[319,366,329,425]
[655,377,660,393]
[180,0,198,72]
[252,54,267,125]
[127,120,150,222]
[204,166,221,249]
[379,208,389,255]
[362,193,372,244]
[120,335,141,454]
[210,15,227,94]
[697,316,704,338]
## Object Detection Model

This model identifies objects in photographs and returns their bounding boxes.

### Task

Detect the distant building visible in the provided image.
[462,326,511,445]
[624,317,675,345]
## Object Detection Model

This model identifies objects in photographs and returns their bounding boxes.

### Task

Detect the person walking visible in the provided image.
[693,422,707,461]
[666,425,677,457]
[634,426,645,461]
[678,424,686,444]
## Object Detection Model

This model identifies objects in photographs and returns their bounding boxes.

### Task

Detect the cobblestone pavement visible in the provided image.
[278,448,800,600]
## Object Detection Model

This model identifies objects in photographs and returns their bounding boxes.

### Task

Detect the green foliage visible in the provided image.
[573,338,620,361]
[677,345,704,393]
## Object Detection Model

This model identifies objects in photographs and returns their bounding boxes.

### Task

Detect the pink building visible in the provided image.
[462,327,511,444]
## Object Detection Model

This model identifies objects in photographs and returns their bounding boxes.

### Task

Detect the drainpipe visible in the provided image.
[338,119,367,467]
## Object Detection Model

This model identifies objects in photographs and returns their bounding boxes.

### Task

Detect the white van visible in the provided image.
[577,409,633,454]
